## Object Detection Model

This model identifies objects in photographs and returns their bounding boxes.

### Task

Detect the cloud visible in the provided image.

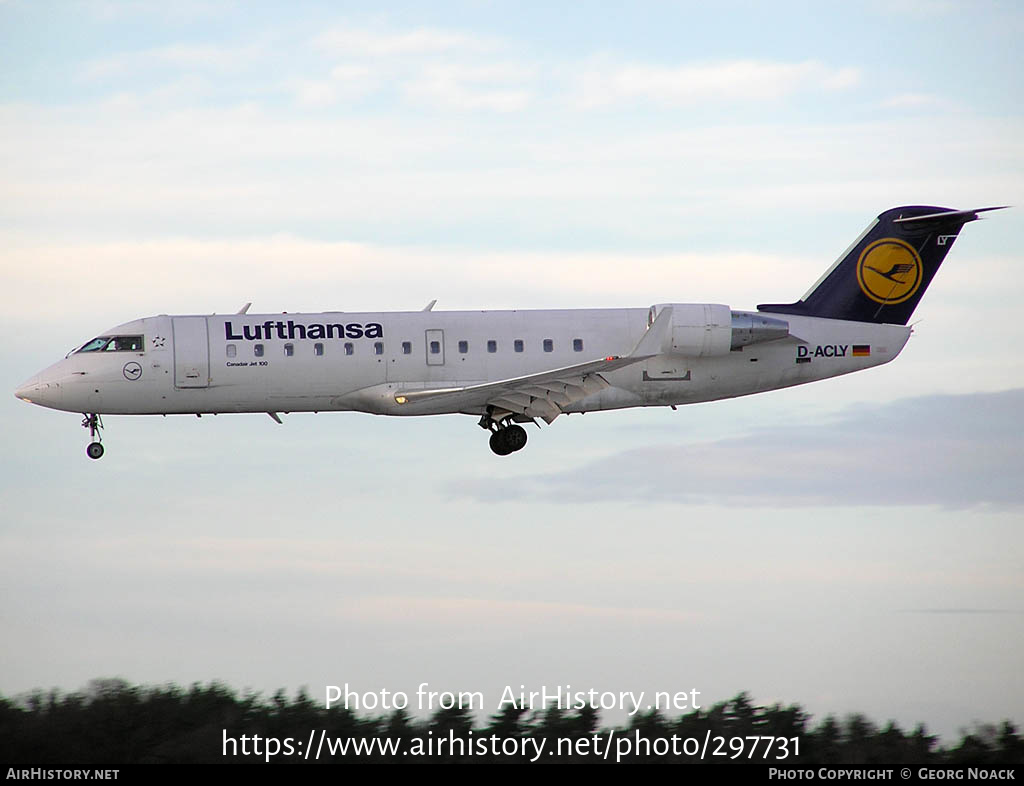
[574,60,861,109]
[79,42,269,81]
[312,28,530,111]
[405,64,535,112]
[313,26,496,57]
[880,93,959,111]
[448,389,1024,509]
[305,29,860,114]
[83,0,236,23]
[290,66,380,106]
[0,232,822,322]
[5,91,1019,251]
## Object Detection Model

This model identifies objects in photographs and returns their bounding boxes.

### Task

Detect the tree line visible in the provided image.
[1,679,1021,764]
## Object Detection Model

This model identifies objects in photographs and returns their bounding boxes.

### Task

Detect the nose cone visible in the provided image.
[15,374,40,402]
[14,372,62,409]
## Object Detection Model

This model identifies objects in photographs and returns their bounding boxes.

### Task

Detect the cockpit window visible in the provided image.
[110,336,144,351]
[78,337,111,353]
[76,335,144,353]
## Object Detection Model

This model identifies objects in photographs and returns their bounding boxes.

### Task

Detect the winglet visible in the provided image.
[629,306,672,358]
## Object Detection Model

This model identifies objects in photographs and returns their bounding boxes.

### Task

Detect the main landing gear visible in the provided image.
[489,425,527,456]
[480,409,529,456]
[82,413,105,459]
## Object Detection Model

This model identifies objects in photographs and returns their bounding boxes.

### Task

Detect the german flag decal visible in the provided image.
[852,345,871,357]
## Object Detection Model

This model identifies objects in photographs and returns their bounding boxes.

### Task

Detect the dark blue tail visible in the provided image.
[758,206,1004,325]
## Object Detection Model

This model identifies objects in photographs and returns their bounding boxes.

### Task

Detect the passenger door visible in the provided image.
[173,317,210,388]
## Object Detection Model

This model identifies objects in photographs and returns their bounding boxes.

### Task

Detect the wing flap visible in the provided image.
[396,356,624,408]
[492,391,535,410]
[393,359,619,421]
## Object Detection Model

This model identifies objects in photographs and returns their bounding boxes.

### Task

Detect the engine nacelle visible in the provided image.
[648,305,790,357]
[648,303,733,357]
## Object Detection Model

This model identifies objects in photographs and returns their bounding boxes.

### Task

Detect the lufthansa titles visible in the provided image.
[224,320,383,341]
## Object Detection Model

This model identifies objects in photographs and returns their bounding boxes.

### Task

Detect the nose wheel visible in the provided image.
[82,413,105,460]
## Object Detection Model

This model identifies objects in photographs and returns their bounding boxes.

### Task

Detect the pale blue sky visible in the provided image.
[2,0,1022,740]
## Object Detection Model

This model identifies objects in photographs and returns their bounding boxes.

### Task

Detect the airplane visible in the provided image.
[14,205,1004,459]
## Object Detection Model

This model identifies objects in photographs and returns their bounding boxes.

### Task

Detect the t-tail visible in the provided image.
[758,205,1006,325]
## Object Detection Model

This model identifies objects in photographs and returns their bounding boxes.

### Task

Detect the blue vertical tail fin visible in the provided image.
[758,205,1005,325]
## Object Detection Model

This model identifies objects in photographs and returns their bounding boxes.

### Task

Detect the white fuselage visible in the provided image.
[15,308,911,419]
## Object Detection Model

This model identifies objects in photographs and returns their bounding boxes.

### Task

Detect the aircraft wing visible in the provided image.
[394,354,640,423]
[394,307,674,423]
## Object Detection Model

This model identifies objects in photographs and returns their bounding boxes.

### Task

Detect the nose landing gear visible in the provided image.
[82,413,104,459]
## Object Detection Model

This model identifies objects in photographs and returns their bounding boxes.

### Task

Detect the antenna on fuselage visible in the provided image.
[237,302,252,315]
[422,300,437,312]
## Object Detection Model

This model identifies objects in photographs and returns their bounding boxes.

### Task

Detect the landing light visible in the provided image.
[395,395,408,405]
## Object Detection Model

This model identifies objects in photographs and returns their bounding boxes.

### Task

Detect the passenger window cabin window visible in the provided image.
[458,340,469,353]
[514,339,524,353]
[402,341,412,355]
[314,343,324,356]
[284,343,294,357]
[344,343,354,356]
[487,340,497,353]
[573,338,584,352]
[254,344,264,357]
[543,339,553,352]
[226,344,236,358]
[430,341,441,355]
[374,342,384,355]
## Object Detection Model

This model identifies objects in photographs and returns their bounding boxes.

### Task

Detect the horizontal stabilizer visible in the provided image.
[893,206,1008,224]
